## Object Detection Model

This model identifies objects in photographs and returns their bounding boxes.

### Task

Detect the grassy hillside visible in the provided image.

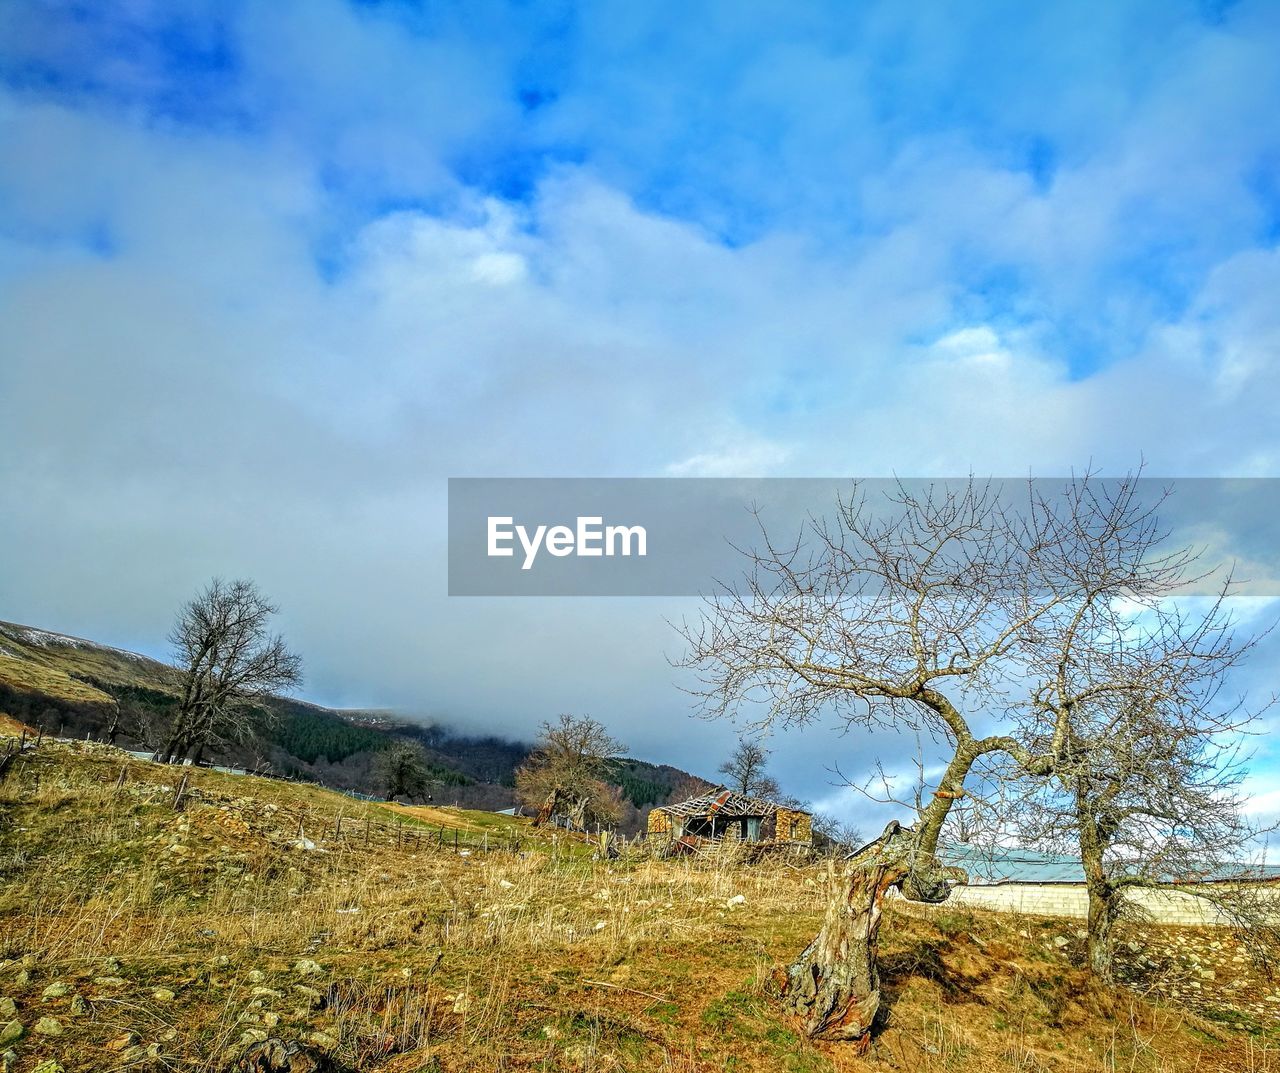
[0,620,710,827]
[1,739,1278,1072]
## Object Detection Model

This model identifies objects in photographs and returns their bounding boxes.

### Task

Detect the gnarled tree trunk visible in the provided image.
[781,821,961,1047]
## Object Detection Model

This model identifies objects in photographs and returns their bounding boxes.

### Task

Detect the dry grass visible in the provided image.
[0,654,117,708]
[1,742,1279,1073]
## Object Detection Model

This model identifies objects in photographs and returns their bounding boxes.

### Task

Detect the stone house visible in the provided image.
[646,788,812,851]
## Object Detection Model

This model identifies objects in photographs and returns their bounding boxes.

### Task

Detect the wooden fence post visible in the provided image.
[172,772,188,812]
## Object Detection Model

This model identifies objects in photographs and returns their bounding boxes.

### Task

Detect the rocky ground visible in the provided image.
[3,740,1280,1073]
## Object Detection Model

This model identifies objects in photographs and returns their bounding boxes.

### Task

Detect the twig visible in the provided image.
[582,979,672,1003]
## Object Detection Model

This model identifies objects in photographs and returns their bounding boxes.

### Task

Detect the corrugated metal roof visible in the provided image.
[937,844,1085,886]
[936,843,1280,887]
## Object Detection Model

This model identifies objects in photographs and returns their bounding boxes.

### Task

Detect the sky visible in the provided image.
[2,1,1280,830]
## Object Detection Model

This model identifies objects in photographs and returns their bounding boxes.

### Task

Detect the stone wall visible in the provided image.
[647,809,674,839]
[916,881,1280,926]
[775,808,812,845]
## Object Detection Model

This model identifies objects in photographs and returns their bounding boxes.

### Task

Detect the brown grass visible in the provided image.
[1,741,1278,1072]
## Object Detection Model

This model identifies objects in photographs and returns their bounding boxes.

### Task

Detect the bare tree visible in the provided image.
[718,739,781,799]
[158,578,302,764]
[515,714,626,830]
[377,741,435,802]
[667,772,716,803]
[677,473,1261,1045]
[1016,689,1268,981]
[810,810,865,856]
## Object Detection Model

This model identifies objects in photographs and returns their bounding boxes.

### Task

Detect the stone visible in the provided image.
[106,1032,140,1050]
[93,976,127,987]
[152,987,177,1002]
[0,1023,21,1048]
[12,973,28,989]
[30,1062,64,1073]
[247,970,266,984]
[40,983,67,1000]
[1052,936,1070,949]
[293,985,324,1007]
[69,995,87,1017]
[308,1031,337,1048]
[263,1012,280,1027]
[293,959,323,977]
[33,1016,63,1036]
[0,1000,14,1020]
[239,1028,269,1046]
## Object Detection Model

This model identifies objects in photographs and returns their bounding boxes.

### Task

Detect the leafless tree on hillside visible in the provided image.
[158,578,302,765]
[677,472,1266,1045]
[515,713,626,831]
[718,739,782,799]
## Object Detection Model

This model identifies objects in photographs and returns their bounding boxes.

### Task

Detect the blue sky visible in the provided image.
[2,1,1279,824]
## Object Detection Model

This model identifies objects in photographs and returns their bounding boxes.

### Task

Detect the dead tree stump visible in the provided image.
[780,822,960,1047]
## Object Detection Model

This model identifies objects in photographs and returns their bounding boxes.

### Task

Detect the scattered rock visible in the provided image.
[293,959,323,977]
[106,1031,140,1051]
[247,970,267,984]
[69,995,87,1017]
[30,1061,64,1073]
[93,976,126,988]
[152,987,177,1002]
[0,1023,21,1048]
[40,983,67,1001]
[33,1016,63,1036]
[0,1000,14,1020]
[1052,936,1070,949]
[726,894,746,909]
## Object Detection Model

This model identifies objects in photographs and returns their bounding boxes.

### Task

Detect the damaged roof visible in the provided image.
[653,787,807,819]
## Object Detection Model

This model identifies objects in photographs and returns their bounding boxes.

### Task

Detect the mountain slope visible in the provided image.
[0,619,708,827]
